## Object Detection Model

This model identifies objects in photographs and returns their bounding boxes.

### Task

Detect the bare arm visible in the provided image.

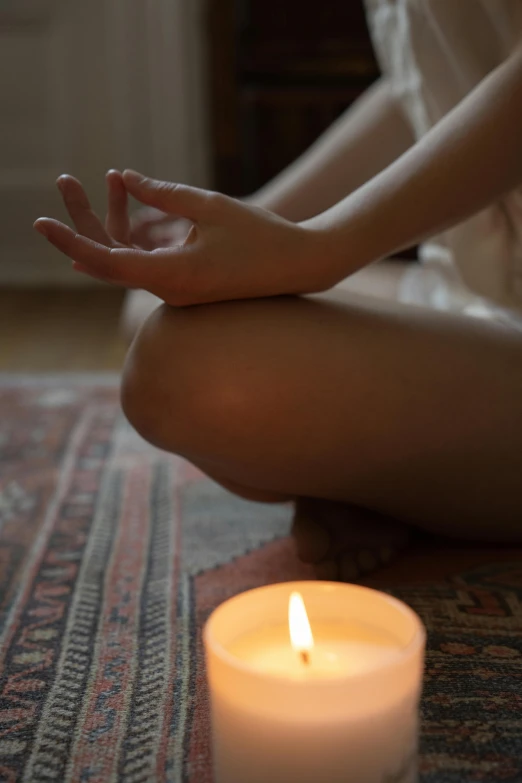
[34,50,522,308]
[310,47,522,279]
[250,78,415,222]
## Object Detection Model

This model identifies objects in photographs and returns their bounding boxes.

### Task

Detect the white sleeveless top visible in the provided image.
[364,0,522,324]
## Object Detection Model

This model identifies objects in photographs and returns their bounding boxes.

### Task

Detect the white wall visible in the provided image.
[0,0,210,285]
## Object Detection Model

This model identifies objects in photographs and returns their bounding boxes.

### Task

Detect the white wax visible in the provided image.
[228,621,400,679]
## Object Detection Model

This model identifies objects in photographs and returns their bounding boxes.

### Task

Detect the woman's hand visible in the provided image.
[34,170,334,306]
[129,206,191,250]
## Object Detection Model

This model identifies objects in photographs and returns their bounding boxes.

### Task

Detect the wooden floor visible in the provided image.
[0,288,128,372]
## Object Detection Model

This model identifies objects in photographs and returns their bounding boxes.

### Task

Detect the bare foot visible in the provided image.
[292,498,411,581]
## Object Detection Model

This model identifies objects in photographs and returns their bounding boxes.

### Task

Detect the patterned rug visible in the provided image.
[1,376,521,783]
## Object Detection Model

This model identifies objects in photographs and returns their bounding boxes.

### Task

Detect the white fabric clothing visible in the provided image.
[364,0,522,326]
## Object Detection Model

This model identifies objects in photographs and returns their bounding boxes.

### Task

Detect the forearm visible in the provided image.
[250,78,415,222]
[312,47,522,278]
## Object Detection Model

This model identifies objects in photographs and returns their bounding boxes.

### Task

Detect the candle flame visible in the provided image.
[289,592,314,661]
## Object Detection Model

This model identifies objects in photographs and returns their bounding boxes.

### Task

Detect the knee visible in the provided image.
[120,302,256,456]
[121,303,203,453]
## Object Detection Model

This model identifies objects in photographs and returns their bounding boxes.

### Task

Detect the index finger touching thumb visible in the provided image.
[122,170,215,223]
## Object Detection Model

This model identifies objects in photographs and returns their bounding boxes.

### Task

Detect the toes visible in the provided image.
[325,548,399,584]
[315,550,385,583]
[315,559,340,581]
[292,497,412,582]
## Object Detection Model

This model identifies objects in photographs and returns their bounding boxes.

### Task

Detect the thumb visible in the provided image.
[122,170,215,222]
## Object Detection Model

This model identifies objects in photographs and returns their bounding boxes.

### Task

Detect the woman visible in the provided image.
[35,0,522,580]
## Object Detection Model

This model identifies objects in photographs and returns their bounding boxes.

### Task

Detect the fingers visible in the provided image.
[57,175,113,246]
[130,207,173,250]
[122,169,220,222]
[33,217,193,299]
[130,207,172,230]
[106,169,130,244]
[33,218,143,284]
[145,220,193,249]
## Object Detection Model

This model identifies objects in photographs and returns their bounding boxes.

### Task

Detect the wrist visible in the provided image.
[294,222,346,292]
[299,213,373,288]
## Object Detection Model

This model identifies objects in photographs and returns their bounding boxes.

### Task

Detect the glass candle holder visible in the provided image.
[204,580,425,783]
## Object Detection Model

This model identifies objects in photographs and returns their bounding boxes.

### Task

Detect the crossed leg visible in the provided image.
[121,281,522,578]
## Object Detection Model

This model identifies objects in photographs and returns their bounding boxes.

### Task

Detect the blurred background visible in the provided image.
[0,0,378,373]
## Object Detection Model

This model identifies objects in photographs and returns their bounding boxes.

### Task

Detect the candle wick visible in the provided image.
[300,649,310,665]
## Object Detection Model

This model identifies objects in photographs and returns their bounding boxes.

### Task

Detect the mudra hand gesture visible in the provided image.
[34,170,332,307]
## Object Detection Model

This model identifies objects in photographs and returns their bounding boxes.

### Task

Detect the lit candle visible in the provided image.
[204,581,425,783]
